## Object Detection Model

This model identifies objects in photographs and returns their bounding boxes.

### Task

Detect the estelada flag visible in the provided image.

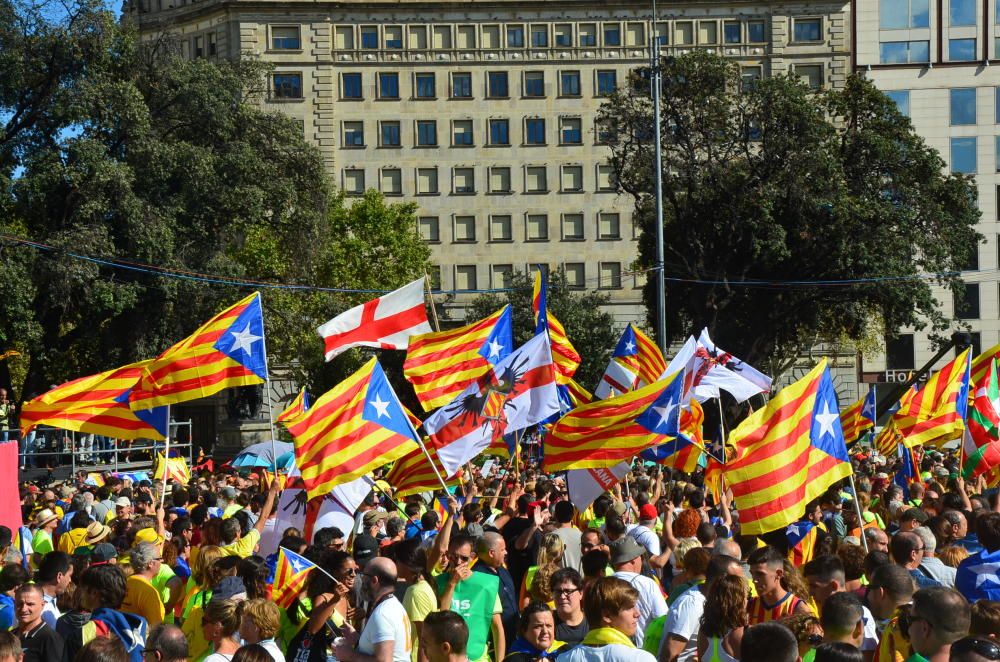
[892,348,970,448]
[724,359,852,535]
[154,452,191,485]
[532,268,581,383]
[277,388,310,426]
[129,293,267,410]
[273,547,318,608]
[317,278,431,362]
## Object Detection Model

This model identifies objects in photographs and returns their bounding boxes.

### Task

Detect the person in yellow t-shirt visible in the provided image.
[56,512,91,555]
[218,481,279,558]
[121,542,166,628]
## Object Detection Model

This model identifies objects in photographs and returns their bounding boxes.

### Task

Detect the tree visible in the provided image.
[464,270,619,392]
[0,0,429,400]
[598,52,980,377]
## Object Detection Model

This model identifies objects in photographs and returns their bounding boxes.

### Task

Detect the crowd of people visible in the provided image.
[1,446,998,662]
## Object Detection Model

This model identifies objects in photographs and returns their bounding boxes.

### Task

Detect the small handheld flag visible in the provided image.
[273,547,318,608]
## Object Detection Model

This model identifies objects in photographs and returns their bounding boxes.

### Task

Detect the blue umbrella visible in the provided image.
[232,440,293,470]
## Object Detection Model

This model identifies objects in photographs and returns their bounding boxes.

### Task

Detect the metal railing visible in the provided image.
[3,421,194,480]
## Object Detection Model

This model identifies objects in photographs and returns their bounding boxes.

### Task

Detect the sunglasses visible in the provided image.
[952,638,1000,661]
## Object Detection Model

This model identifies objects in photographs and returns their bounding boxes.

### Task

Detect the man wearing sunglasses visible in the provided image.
[905,587,970,662]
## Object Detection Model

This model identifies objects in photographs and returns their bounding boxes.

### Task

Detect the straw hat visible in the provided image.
[33,509,58,529]
[84,521,112,545]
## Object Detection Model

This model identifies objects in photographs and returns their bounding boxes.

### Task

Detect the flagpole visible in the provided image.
[160,404,171,512]
[256,292,280,474]
[424,273,441,332]
[847,471,869,553]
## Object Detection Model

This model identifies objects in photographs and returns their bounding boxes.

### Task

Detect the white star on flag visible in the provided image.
[815,401,839,439]
[624,340,636,354]
[652,402,677,430]
[486,339,505,360]
[228,323,261,356]
[369,394,391,419]
[969,561,1000,588]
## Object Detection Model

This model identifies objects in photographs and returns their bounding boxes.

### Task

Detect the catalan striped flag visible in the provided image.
[840,388,876,447]
[385,443,461,497]
[874,385,917,457]
[273,547,318,608]
[129,293,267,410]
[20,362,168,440]
[972,343,1000,389]
[542,371,683,472]
[404,306,513,411]
[595,324,664,400]
[563,379,593,407]
[641,400,706,466]
[892,348,971,448]
[533,269,581,383]
[723,360,853,535]
[288,358,420,500]
[787,520,822,566]
[277,388,310,426]
[154,452,191,485]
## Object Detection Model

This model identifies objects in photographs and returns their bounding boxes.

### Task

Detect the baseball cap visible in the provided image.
[639,504,658,521]
[353,534,380,565]
[212,576,247,602]
[363,510,389,528]
[610,501,628,517]
[134,527,164,547]
[115,497,131,508]
[609,537,645,565]
[91,543,118,564]
[221,487,238,499]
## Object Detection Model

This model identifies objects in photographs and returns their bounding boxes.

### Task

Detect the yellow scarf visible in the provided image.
[581,627,635,648]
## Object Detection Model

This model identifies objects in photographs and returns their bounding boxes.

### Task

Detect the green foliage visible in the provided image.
[598,51,981,376]
[0,0,429,400]
[465,270,619,391]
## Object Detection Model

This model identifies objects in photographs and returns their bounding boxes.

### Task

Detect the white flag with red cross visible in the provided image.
[317,278,433,361]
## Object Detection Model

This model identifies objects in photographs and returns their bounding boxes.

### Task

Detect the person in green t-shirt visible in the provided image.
[437,536,503,662]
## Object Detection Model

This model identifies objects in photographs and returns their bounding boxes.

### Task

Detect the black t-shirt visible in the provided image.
[19,622,65,662]
[501,517,540,590]
[555,617,589,645]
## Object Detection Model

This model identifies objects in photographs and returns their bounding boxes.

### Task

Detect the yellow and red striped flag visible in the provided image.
[288,358,420,500]
[277,388,310,426]
[532,270,581,383]
[972,343,1000,389]
[542,371,683,472]
[385,444,462,497]
[840,389,876,446]
[724,359,853,535]
[273,546,317,608]
[404,306,513,411]
[873,385,917,456]
[892,348,971,448]
[154,452,191,484]
[20,362,168,440]
[129,293,267,410]
[563,379,593,408]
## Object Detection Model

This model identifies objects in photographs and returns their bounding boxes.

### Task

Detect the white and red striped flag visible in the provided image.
[317,278,432,361]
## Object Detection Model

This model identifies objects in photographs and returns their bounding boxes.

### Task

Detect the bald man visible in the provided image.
[334,557,411,662]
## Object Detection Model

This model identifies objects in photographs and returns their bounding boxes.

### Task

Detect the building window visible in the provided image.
[343,168,364,195]
[489,167,511,193]
[530,25,548,47]
[490,215,513,241]
[415,73,436,99]
[456,25,476,49]
[996,37,1000,59]
[193,36,205,58]
[524,72,545,97]
[949,38,977,61]
[794,64,823,91]
[966,245,980,270]
[597,70,617,96]
[507,25,524,47]
[361,26,378,49]
[451,73,472,98]
[951,137,977,173]
[271,26,301,50]
[417,167,439,194]
[272,73,302,99]
[489,119,510,145]
[342,73,362,99]
[595,120,613,145]
[433,26,451,48]
[560,71,581,96]
[564,263,586,288]
[492,265,514,288]
[793,18,821,42]
[487,72,509,98]
[885,90,911,117]
[380,168,402,195]
[747,20,766,42]
[951,0,977,25]
[879,40,930,63]
[741,66,763,92]
[526,214,549,241]
[950,88,976,125]
[380,121,401,147]
[453,167,475,194]
[207,32,217,56]
[604,23,621,46]
[723,21,741,44]
[555,24,572,47]
[955,283,980,318]
[525,166,547,192]
[598,212,621,239]
[996,88,1000,123]
[525,118,546,145]
[455,265,477,290]
[881,0,930,28]
[560,117,582,144]
[385,26,403,48]
[418,217,439,242]
[597,164,615,191]
[427,265,441,289]
[416,120,437,146]
[343,121,364,147]
[599,262,622,289]
[562,214,585,240]
[454,216,476,242]
[378,72,399,99]
[675,21,694,45]
[452,120,474,146]
[579,24,597,46]
[886,334,915,370]
[561,165,583,192]
[698,21,718,45]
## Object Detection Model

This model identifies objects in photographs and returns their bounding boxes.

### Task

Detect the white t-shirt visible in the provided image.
[626,524,661,557]
[358,595,412,662]
[259,639,286,662]
[662,584,706,662]
[612,571,668,647]
[560,643,657,662]
[861,605,878,652]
